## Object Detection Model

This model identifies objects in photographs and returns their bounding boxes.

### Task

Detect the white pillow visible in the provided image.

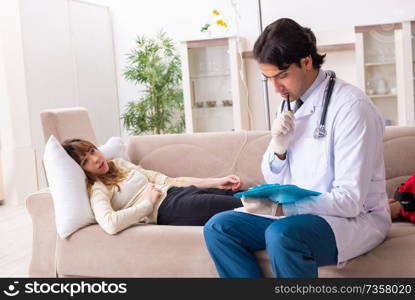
[43,135,129,238]
[98,136,130,161]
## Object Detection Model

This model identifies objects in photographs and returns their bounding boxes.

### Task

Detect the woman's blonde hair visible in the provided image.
[62,139,128,195]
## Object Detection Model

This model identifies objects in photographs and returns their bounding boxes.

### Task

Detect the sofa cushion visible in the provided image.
[56,222,415,277]
[56,225,218,277]
[41,107,97,144]
[384,126,415,197]
[318,222,415,277]
[127,131,270,189]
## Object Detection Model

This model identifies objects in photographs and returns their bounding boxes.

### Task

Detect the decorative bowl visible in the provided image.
[206,100,216,107]
[222,100,233,106]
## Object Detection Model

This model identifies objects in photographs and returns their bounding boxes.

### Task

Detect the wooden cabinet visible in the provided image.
[355,21,415,125]
[180,37,249,133]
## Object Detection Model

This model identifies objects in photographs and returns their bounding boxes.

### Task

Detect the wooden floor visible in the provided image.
[0,203,32,277]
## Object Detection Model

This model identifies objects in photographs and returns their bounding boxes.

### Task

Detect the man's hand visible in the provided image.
[216,175,243,191]
[271,110,295,155]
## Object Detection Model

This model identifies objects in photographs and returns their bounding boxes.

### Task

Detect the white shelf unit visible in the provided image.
[180,37,249,133]
[355,21,415,126]
[0,155,4,202]
[364,62,395,66]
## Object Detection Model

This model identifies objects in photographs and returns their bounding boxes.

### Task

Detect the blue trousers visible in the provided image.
[203,211,338,278]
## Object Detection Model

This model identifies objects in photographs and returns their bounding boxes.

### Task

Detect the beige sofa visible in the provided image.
[26,107,415,277]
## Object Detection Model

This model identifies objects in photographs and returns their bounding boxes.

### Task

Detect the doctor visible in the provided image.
[203,18,391,278]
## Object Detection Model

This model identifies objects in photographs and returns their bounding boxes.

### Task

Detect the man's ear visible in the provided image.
[302,55,313,71]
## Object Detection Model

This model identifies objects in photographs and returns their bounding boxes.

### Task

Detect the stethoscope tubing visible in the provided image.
[319,70,336,128]
[278,70,336,139]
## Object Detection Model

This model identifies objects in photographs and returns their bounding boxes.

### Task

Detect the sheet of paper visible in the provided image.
[233,207,286,220]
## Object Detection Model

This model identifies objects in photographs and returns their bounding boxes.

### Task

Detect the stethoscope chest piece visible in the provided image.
[314,124,327,138]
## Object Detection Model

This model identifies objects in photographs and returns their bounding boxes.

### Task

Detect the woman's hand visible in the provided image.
[165,175,242,190]
[216,175,243,191]
[143,184,162,205]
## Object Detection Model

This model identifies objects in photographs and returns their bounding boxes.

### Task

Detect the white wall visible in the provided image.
[0,151,3,201]
[68,1,121,144]
[86,0,415,131]
[0,0,121,203]
[16,0,121,189]
[261,0,415,39]
[0,0,38,205]
[19,0,79,189]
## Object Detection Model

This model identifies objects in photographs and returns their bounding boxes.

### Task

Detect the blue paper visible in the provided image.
[234,184,321,204]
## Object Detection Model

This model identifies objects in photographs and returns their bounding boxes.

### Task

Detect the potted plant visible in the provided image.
[121,31,185,135]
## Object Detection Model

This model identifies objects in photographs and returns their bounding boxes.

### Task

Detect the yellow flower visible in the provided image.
[212,9,220,16]
[216,19,228,27]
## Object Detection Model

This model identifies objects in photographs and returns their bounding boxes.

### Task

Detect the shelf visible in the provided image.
[369,94,397,99]
[192,105,233,110]
[183,36,232,49]
[318,43,355,52]
[364,62,395,67]
[355,23,402,33]
[190,72,230,79]
[241,42,355,59]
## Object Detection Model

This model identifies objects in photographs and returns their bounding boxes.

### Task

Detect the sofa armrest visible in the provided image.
[25,189,57,277]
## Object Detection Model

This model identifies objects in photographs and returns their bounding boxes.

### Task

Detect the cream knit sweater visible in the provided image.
[89,158,171,234]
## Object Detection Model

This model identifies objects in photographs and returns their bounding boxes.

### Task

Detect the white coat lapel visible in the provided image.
[294,76,329,120]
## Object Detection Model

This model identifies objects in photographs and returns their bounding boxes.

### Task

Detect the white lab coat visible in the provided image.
[261,72,391,265]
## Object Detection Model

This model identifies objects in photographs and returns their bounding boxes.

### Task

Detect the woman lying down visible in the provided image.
[62,139,243,235]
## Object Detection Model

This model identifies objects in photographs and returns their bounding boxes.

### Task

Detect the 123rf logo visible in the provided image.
[3,281,20,297]
[3,281,127,297]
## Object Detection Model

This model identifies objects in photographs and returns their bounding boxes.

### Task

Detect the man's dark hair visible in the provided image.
[253,18,325,70]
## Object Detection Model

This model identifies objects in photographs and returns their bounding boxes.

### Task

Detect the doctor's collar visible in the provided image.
[299,69,326,103]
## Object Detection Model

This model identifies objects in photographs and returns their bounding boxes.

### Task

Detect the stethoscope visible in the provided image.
[280,70,336,139]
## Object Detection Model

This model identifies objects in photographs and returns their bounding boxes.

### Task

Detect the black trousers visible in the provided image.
[157,185,243,226]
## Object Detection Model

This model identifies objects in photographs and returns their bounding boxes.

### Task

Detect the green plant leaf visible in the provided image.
[121,30,185,135]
